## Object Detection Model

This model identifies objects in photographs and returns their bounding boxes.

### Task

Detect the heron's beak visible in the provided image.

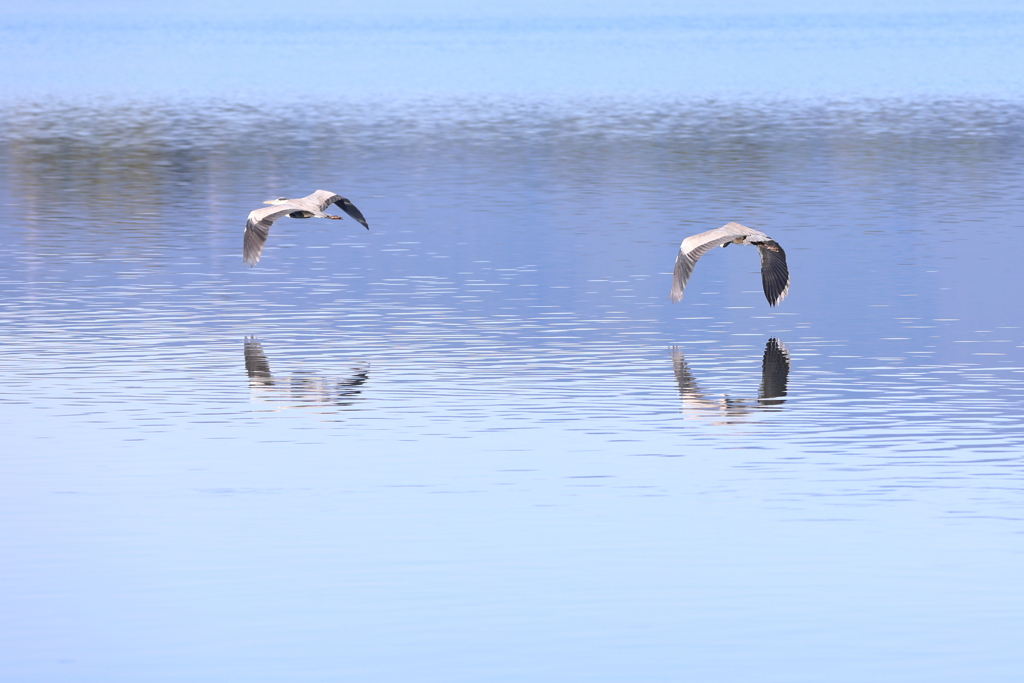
[262,200,275,205]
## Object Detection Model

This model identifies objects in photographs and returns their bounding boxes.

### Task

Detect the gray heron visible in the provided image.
[669,222,789,307]
[243,190,369,266]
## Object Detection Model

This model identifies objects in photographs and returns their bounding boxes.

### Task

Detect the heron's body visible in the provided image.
[669,222,790,307]
[243,190,368,267]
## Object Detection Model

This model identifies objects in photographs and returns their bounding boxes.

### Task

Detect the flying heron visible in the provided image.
[669,222,790,307]
[243,190,369,266]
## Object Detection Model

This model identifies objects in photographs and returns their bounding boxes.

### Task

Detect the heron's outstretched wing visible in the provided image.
[755,240,790,306]
[305,190,369,229]
[757,337,790,404]
[243,203,301,266]
[669,223,767,302]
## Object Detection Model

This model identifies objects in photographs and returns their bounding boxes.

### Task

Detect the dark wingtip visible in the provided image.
[335,197,369,229]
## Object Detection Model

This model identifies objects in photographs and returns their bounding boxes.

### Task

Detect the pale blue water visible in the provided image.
[3,3,1024,682]
[4,0,1024,98]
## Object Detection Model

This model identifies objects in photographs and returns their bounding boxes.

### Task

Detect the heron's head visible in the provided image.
[263,197,289,205]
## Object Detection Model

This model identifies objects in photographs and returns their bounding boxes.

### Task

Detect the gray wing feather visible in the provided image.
[756,241,790,306]
[243,204,301,267]
[669,223,766,303]
[304,190,369,229]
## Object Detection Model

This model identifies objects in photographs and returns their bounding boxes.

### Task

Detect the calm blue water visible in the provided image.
[3,3,1024,682]
[4,0,1024,98]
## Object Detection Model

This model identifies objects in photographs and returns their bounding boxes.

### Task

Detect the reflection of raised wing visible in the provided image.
[671,338,789,422]
[244,337,274,385]
[243,337,368,409]
[758,337,790,405]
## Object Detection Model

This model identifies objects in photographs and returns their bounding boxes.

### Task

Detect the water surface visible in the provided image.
[3,4,1024,681]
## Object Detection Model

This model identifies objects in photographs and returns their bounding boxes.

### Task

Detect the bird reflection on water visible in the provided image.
[671,338,790,423]
[243,337,368,410]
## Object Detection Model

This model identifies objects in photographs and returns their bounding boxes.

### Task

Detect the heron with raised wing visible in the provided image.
[243,190,369,266]
[669,222,789,307]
